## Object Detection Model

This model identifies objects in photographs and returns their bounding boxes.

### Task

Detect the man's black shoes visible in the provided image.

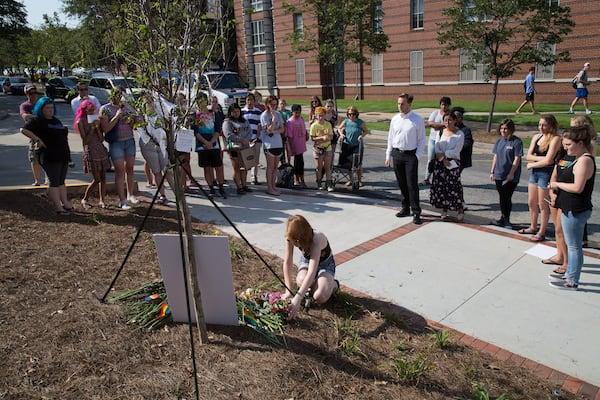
[413,214,423,225]
[395,208,410,218]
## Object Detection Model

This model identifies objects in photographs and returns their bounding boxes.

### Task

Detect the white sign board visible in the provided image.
[154,234,238,326]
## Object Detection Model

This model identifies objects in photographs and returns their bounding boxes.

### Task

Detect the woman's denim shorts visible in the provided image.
[528,168,551,188]
[298,254,336,276]
[109,138,136,161]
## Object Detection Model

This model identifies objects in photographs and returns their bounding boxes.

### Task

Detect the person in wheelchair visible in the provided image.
[336,106,370,187]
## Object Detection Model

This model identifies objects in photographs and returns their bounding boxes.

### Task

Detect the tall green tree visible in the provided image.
[0,0,28,37]
[0,0,29,69]
[438,0,574,132]
[282,0,389,101]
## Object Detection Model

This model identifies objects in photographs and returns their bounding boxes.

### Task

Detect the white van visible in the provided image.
[180,71,249,113]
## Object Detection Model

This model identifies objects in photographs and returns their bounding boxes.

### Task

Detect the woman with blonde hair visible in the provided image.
[310,106,334,191]
[282,215,338,319]
[518,114,561,242]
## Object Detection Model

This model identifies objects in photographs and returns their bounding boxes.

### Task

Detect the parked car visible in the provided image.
[179,71,248,113]
[1,76,9,94]
[45,76,78,102]
[88,75,143,104]
[3,77,31,95]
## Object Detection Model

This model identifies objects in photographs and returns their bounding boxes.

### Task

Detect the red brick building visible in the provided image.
[234,0,600,104]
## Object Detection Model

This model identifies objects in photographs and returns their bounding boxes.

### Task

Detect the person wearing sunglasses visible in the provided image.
[337,106,369,186]
[71,82,101,115]
[19,84,45,186]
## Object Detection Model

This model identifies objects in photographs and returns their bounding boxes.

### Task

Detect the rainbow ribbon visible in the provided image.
[243,308,258,327]
[158,302,170,318]
[144,293,161,301]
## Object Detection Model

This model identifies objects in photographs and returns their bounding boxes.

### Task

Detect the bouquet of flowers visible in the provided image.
[109,279,172,331]
[236,287,291,346]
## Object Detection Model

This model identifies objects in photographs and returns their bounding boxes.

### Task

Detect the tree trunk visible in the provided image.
[167,131,209,344]
[486,78,500,133]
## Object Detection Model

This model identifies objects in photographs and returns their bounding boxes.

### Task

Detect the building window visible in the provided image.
[252,20,265,53]
[548,0,559,5]
[372,54,383,84]
[293,13,303,38]
[411,0,423,29]
[254,62,267,87]
[536,42,556,79]
[373,1,383,33]
[295,59,305,86]
[459,50,486,81]
[251,0,263,12]
[410,51,423,82]
[334,63,345,86]
[464,1,492,22]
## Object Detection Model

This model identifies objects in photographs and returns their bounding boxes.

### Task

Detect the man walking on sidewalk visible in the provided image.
[568,62,592,115]
[515,66,536,114]
[385,93,426,224]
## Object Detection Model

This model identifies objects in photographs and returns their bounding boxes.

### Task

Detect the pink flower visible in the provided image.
[268,291,282,304]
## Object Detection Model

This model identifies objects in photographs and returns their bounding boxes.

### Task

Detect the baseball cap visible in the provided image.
[24,84,37,93]
[584,62,591,67]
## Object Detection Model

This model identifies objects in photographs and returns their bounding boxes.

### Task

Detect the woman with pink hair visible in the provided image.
[75,100,110,208]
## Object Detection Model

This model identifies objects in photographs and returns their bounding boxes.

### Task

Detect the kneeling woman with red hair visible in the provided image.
[282,215,339,319]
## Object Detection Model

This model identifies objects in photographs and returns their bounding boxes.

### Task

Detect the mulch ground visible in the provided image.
[0,189,585,399]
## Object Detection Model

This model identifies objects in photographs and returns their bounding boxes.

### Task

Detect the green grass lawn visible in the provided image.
[286,98,600,133]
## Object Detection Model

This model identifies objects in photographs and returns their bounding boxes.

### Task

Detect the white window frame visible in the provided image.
[251,20,266,54]
[371,53,383,84]
[251,0,263,12]
[459,50,486,81]
[373,1,383,33]
[536,42,556,79]
[293,13,304,38]
[410,51,423,83]
[411,0,424,29]
[254,62,267,88]
[295,59,306,87]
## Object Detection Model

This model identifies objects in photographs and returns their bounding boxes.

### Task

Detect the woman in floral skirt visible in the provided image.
[430,112,465,221]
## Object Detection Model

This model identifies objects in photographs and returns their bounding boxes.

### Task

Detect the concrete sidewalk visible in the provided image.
[176,187,600,397]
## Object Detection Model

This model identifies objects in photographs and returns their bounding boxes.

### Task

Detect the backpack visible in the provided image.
[276,163,294,188]
[572,76,579,89]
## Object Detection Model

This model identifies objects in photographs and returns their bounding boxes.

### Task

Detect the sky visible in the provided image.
[22,0,79,28]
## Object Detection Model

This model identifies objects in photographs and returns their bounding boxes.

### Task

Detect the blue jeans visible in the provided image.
[561,209,592,285]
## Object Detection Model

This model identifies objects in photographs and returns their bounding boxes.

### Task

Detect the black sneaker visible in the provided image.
[209,187,216,196]
[490,217,505,227]
[243,186,253,193]
[413,214,423,225]
[219,188,227,199]
[237,187,246,195]
[549,280,578,291]
[395,208,410,218]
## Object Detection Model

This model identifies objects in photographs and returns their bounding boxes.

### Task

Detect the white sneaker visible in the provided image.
[119,201,131,210]
[586,109,593,115]
[127,195,140,204]
[567,109,574,114]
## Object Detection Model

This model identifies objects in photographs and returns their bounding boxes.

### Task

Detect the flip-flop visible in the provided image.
[553,267,567,274]
[542,258,562,265]
[530,234,545,242]
[518,227,536,235]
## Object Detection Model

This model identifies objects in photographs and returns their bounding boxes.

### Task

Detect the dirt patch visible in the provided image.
[0,190,584,399]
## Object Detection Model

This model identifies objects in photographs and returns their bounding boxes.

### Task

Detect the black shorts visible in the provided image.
[197,149,223,168]
[265,147,284,157]
[525,92,534,101]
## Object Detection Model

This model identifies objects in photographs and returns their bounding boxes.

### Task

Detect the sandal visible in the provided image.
[518,227,536,235]
[541,258,562,265]
[553,267,567,274]
[529,234,545,242]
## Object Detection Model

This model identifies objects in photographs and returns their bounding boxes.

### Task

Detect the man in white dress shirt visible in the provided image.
[385,93,426,224]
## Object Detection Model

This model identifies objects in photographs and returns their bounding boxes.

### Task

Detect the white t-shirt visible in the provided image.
[428,109,444,142]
